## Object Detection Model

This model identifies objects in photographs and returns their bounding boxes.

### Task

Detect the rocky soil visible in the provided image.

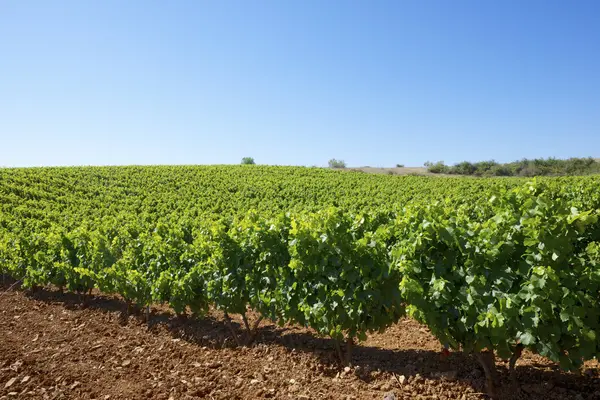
[1,282,599,400]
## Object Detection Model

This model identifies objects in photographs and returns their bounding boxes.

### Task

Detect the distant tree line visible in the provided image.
[425,157,600,177]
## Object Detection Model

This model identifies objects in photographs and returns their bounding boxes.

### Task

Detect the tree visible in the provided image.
[241,157,255,165]
[424,161,448,174]
[328,159,346,169]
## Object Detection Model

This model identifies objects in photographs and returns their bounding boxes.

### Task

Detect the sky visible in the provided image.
[1,0,599,168]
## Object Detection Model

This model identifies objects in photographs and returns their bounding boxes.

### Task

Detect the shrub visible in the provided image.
[424,161,448,174]
[565,157,597,174]
[518,165,542,177]
[488,165,512,176]
[449,161,477,175]
[328,159,347,169]
[396,164,404,168]
[471,160,498,175]
[241,157,255,165]
[422,157,600,177]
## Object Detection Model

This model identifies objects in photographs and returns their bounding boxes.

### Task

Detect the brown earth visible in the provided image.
[1,282,599,400]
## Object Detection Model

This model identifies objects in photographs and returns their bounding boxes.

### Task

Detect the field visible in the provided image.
[2,165,600,399]
[343,166,432,176]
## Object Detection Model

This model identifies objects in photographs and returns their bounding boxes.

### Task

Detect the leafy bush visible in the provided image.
[488,165,512,176]
[449,161,477,175]
[392,182,600,395]
[328,159,347,169]
[518,165,542,177]
[471,160,499,175]
[241,157,255,165]
[426,157,600,177]
[287,208,404,350]
[424,161,449,174]
[396,164,404,168]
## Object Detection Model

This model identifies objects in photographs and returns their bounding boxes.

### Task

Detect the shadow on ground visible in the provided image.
[2,277,598,400]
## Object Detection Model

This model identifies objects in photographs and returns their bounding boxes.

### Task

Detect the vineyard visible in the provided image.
[1,165,600,399]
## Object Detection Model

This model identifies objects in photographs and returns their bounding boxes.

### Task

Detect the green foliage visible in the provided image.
[396,164,404,168]
[448,161,477,175]
[488,165,512,176]
[428,157,600,177]
[424,161,449,173]
[1,165,600,372]
[391,181,600,368]
[328,159,347,169]
[286,209,404,341]
[241,157,255,165]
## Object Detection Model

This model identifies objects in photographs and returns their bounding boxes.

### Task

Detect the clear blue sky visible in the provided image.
[1,0,599,167]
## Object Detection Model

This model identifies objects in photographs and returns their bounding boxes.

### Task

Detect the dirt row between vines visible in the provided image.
[1,284,599,400]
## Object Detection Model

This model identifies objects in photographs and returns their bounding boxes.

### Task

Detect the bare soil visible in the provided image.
[1,282,599,400]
